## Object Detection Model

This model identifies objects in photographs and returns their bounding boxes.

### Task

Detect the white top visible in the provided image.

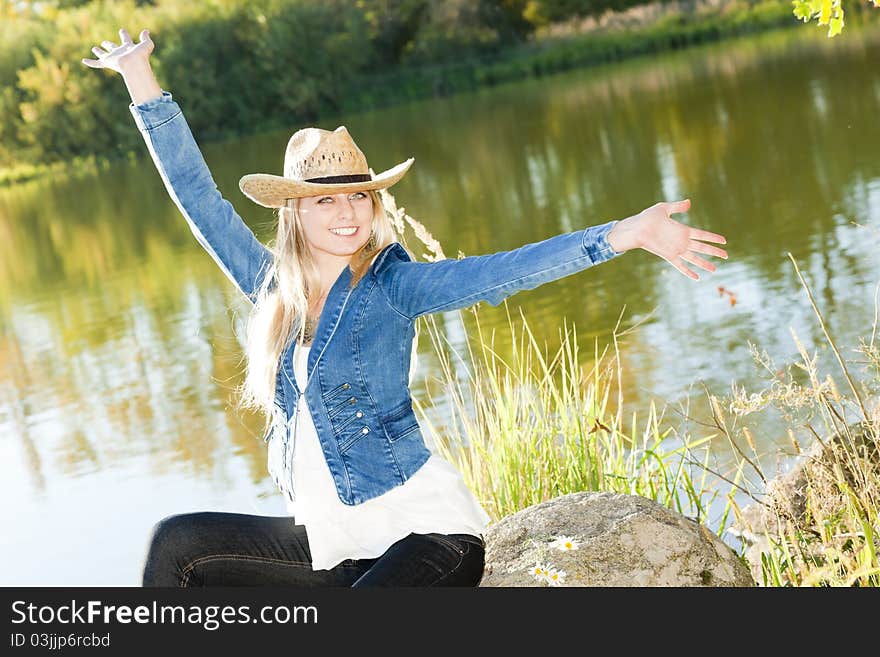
[282,344,491,571]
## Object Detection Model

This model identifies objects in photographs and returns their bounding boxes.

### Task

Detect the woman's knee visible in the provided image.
[141,512,206,587]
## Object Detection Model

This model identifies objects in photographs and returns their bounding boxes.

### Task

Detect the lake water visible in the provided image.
[2,22,879,584]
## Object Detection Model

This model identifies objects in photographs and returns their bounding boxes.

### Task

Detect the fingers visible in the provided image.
[688,227,726,244]
[680,251,716,274]
[688,240,728,260]
[665,198,691,214]
[83,28,147,69]
[673,258,699,281]
[662,198,728,247]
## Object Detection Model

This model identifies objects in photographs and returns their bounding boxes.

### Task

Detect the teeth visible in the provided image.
[330,226,357,235]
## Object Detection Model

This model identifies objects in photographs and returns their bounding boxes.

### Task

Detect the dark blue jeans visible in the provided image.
[141,512,485,587]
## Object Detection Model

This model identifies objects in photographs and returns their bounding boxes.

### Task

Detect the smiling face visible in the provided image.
[296,190,375,259]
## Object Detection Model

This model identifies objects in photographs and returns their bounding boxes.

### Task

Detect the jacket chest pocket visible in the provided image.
[322,382,371,453]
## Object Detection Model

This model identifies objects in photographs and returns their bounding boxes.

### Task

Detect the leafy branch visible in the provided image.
[791,0,879,38]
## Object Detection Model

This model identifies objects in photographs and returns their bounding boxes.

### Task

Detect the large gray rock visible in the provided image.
[479,491,754,587]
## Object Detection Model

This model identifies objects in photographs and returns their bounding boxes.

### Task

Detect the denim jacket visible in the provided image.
[130,90,624,506]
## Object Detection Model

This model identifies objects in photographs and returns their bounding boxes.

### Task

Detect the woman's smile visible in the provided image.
[329,225,359,237]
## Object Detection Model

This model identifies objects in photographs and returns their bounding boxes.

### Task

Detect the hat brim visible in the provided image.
[239,158,414,209]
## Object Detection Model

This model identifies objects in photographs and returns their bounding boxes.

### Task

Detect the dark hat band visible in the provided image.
[304,173,372,184]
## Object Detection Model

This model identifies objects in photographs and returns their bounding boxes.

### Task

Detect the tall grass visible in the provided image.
[419,306,731,522]
[379,188,880,587]
[723,254,880,587]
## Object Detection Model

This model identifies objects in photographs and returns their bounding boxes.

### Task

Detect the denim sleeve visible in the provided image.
[129,90,273,303]
[374,219,624,319]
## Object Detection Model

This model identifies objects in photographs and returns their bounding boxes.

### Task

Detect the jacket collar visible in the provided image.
[282,243,399,395]
[304,262,353,380]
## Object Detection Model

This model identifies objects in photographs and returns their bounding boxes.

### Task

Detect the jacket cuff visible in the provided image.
[128,90,180,132]
[582,219,624,264]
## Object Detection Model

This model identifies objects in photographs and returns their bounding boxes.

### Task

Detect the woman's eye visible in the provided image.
[352,192,367,200]
[318,197,331,204]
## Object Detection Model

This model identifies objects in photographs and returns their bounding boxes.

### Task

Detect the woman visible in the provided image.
[83,28,728,587]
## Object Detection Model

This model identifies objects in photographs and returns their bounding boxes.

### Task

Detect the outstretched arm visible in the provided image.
[83,28,273,303]
[374,200,728,320]
[374,220,624,319]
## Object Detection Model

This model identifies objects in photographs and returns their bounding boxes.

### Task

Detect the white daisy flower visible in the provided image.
[546,568,567,586]
[529,562,551,583]
[549,535,581,551]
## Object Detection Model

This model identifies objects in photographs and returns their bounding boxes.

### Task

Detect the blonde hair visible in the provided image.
[233,189,402,436]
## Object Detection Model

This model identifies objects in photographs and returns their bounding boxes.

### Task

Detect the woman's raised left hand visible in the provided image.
[606,198,728,281]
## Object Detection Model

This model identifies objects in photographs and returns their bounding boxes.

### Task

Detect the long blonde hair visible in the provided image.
[233,189,402,436]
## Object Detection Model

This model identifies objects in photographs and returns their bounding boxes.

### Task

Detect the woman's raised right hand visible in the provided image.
[81,28,154,75]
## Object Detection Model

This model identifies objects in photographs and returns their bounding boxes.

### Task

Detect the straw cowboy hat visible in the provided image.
[239,125,414,208]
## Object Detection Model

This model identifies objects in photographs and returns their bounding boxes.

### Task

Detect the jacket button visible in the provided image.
[342,383,350,389]
[362,427,369,434]
[356,411,363,418]
[349,397,356,404]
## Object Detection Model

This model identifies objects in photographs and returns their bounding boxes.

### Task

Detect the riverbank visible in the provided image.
[342,0,798,108]
[0,0,872,188]
[0,154,111,188]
